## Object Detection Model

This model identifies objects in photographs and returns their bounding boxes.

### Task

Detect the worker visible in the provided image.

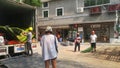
[25,27,33,56]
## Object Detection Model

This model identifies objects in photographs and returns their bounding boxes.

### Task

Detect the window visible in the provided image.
[56,7,64,16]
[90,0,96,6]
[42,10,49,18]
[103,0,110,4]
[97,0,102,5]
[84,0,110,7]
[84,0,90,6]
[42,2,49,8]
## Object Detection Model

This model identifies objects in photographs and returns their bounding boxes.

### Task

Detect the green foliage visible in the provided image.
[0,26,35,43]
[16,27,35,42]
[16,0,21,2]
[81,47,93,53]
[0,26,19,41]
[23,0,41,6]
[11,27,23,35]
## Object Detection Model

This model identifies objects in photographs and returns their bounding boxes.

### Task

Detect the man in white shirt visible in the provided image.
[90,30,97,52]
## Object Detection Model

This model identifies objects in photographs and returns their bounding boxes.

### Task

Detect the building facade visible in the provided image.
[37,0,120,43]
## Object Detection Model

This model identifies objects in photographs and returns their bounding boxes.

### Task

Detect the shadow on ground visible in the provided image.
[1,53,95,68]
[1,53,44,68]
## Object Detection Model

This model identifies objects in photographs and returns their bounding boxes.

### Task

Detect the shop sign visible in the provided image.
[90,24,101,28]
[74,24,78,28]
[78,27,83,31]
[90,6,101,14]
[14,44,25,53]
[0,46,8,56]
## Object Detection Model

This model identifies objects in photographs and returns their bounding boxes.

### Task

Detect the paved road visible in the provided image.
[1,43,120,68]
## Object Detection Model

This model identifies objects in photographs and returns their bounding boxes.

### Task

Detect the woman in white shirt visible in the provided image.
[40,26,58,68]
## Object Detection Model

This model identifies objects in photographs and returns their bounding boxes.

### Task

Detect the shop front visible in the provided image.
[67,24,77,40]
[83,22,114,43]
[38,25,70,42]
[67,24,84,42]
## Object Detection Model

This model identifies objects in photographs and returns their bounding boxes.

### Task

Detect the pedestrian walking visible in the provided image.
[74,33,81,52]
[25,27,33,56]
[40,26,58,68]
[90,30,97,52]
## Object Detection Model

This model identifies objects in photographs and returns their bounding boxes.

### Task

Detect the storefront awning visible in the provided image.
[39,25,69,29]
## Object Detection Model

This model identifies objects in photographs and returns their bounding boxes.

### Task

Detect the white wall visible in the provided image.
[110,0,120,4]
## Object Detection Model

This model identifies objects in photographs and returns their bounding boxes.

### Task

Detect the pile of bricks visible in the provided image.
[93,45,120,62]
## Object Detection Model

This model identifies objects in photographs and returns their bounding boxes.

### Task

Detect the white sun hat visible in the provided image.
[45,26,52,32]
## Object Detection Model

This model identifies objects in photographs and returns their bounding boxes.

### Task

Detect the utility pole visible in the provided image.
[115,10,118,32]
[115,9,120,39]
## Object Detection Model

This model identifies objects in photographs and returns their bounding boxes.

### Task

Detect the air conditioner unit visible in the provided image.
[76,7,84,13]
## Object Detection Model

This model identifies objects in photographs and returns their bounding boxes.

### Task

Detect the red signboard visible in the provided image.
[108,4,120,12]
[90,6,101,14]
[108,4,117,12]
[74,24,78,28]
[116,4,120,10]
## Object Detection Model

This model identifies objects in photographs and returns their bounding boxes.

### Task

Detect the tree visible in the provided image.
[23,0,41,6]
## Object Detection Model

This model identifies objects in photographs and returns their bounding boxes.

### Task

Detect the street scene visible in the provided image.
[0,0,120,68]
